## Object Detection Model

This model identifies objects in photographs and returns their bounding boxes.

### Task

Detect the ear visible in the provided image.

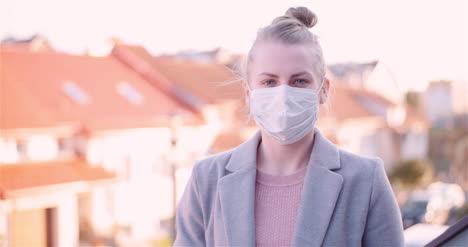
[242,81,250,97]
[243,82,251,97]
[242,81,251,106]
[319,78,330,104]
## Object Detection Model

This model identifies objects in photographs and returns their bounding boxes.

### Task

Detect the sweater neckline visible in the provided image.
[255,165,308,187]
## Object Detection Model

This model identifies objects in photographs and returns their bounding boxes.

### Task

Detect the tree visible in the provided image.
[390,159,434,189]
[405,91,420,108]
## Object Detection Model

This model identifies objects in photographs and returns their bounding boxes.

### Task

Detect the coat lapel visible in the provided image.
[217,128,343,247]
[218,131,260,246]
[292,129,344,246]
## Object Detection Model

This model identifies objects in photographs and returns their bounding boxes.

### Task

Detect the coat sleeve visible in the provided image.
[362,158,405,247]
[173,162,206,247]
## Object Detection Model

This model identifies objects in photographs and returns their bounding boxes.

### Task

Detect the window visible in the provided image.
[116,82,144,105]
[62,81,90,105]
[16,139,27,160]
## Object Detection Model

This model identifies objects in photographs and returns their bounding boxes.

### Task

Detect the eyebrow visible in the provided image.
[258,71,313,77]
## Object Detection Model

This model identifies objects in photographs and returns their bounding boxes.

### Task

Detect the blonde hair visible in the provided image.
[240,6,326,86]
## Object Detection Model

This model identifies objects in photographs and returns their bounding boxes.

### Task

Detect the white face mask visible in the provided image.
[248,79,324,145]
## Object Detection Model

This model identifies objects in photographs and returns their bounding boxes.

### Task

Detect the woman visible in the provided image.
[174,6,404,247]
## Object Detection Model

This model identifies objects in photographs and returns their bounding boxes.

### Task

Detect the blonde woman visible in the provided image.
[174,6,404,247]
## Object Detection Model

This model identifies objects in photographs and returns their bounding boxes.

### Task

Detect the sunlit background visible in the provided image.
[0,0,467,247]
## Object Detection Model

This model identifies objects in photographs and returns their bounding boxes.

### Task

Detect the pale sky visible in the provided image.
[1,0,467,92]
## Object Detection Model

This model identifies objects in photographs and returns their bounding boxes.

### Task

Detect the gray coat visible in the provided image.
[173,128,404,246]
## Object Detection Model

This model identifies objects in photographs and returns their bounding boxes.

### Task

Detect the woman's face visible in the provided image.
[247,41,325,91]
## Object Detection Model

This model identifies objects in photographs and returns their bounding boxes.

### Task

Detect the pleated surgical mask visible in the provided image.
[248,79,324,144]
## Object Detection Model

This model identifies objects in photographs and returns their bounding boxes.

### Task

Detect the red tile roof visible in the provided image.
[1,49,202,131]
[0,67,65,129]
[112,44,243,106]
[149,57,243,103]
[0,159,115,199]
[319,83,395,121]
[319,85,373,120]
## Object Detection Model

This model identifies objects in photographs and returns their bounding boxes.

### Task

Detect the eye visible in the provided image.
[291,79,309,86]
[262,79,276,87]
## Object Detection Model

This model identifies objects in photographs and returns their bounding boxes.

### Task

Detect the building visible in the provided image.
[0,46,204,245]
[0,160,114,247]
[317,84,403,171]
[111,44,257,154]
[327,60,403,104]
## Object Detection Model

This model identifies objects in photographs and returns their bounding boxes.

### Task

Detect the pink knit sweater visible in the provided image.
[254,165,308,247]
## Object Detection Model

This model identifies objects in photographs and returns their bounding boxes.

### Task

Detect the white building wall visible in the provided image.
[57,195,79,247]
[452,80,468,114]
[401,131,429,161]
[424,84,453,122]
[90,186,113,237]
[337,120,397,172]
[0,212,7,247]
[0,138,19,163]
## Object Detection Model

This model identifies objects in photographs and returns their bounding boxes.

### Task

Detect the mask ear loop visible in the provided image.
[244,81,253,93]
[317,78,325,91]
[315,78,326,108]
[244,81,253,124]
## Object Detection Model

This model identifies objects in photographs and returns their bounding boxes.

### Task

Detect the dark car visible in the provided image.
[402,197,430,229]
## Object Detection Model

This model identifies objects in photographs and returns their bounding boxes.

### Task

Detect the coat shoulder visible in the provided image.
[337,148,385,181]
[191,148,235,186]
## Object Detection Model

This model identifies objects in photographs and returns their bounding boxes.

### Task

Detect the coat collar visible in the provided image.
[218,127,344,246]
[226,127,341,172]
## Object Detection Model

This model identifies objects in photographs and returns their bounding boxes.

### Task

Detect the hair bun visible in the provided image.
[285,7,317,28]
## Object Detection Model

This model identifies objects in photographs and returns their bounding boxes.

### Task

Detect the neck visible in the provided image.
[256,129,315,176]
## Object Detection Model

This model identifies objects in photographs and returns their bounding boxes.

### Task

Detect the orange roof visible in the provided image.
[0,159,114,199]
[320,84,394,121]
[1,49,202,131]
[319,85,374,120]
[0,68,65,129]
[149,57,243,103]
[112,44,243,106]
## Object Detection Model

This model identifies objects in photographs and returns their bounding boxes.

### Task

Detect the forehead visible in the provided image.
[249,41,319,76]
